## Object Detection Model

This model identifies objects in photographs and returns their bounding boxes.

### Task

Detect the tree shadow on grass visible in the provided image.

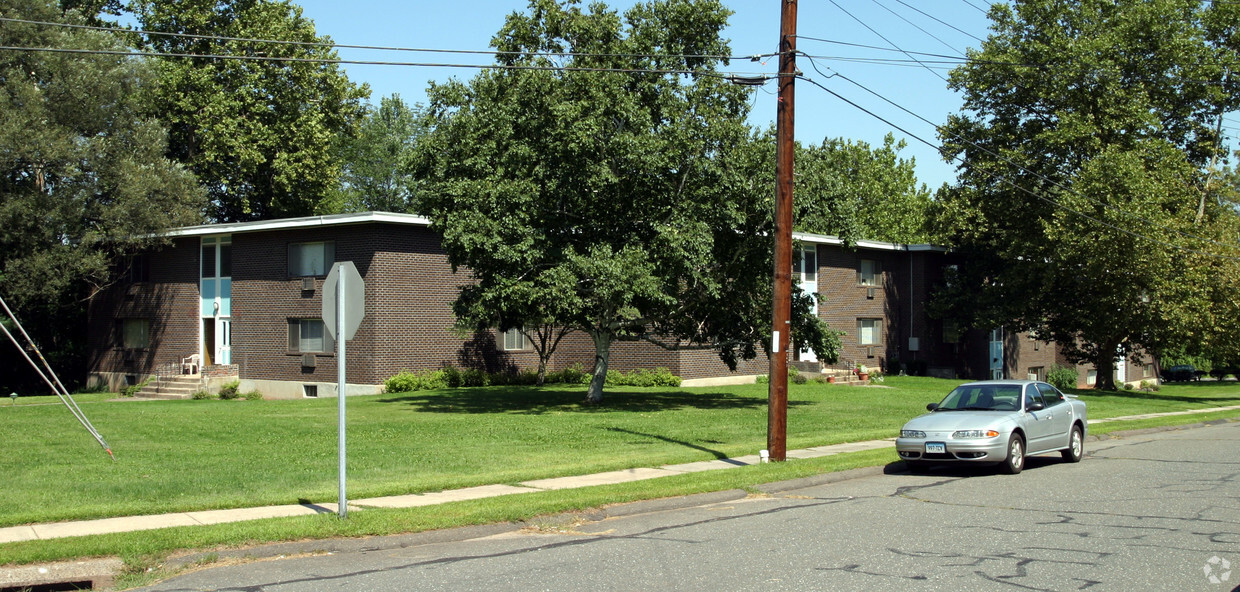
[378,386,813,415]
[603,427,729,459]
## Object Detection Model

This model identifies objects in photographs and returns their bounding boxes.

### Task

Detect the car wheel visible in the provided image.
[1061,425,1083,463]
[1001,434,1024,475]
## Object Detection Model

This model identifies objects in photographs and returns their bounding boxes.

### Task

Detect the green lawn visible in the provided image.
[3,376,1238,529]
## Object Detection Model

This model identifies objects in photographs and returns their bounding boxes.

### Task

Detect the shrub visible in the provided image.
[756,374,769,384]
[122,376,154,398]
[908,360,928,376]
[243,390,263,400]
[791,373,808,385]
[886,359,903,376]
[383,369,447,394]
[441,365,462,388]
[1139,380,1158,392]
[218,380,241,400]
[191,390,213,400]
[546,363,589,385]
[603,367,683,387]
[1046,365,1078,390]
[460,368,489,387]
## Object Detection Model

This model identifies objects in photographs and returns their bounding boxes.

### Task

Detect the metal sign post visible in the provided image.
[323,261,364,518]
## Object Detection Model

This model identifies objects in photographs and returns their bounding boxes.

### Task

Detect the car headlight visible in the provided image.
[953,429,1000,439]
[901,430,926,438]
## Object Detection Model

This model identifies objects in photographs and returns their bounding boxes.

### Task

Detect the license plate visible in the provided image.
[925,442,946,454]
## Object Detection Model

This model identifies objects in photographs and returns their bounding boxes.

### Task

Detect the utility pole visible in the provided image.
[769,0,796,462]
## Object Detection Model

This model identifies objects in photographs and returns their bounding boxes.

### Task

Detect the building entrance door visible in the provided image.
[217,318,231,365]
[989,328,1004,380]
[796,246,818,363]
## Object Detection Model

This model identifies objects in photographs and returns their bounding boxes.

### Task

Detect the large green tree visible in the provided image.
[328,94,426,214]
[135,0,369,222]
[416,0,835,403]
[0,0,204,390]
[935,0,1239,389]
[795,134,933,245]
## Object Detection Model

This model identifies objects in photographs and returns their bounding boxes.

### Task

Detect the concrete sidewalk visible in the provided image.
[3,404,1239,546]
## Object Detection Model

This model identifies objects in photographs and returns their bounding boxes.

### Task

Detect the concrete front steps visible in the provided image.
[135,375,202,399]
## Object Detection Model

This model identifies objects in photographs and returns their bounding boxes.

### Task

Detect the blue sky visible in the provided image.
[292,1,995,190]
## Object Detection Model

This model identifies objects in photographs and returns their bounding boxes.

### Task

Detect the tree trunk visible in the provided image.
[535,356,547,387]
[585,330,612,405]
[1094,342,1119,391]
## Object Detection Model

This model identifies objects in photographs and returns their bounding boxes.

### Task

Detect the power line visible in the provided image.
[826,0,949,82]
[868,0,965,56]
[0,15,767,64]
[961,0,992,14]
[892,0,986,43]
[796,62,1240,260]
[0,44,778,79]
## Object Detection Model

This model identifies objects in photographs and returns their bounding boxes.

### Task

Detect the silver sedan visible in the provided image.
[895,379,1087,474]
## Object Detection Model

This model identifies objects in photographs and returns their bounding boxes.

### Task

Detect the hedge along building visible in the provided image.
[87,212,1120,398]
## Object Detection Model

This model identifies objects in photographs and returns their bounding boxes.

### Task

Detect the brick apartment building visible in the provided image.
[87,212,1147,398]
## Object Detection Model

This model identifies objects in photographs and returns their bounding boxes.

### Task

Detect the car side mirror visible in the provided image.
[926,403,939,411]
[1027,401,1045,412]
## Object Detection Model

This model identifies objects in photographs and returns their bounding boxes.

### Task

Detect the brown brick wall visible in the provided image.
[91,220,1089,389]
[88,238,200,381]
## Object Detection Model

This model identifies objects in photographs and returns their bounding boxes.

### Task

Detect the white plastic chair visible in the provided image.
[181,354,201,375]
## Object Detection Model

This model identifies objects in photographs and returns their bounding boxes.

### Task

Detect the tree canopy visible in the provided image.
[934,0,1240,389]
[415,0,835,403]
[135,0,369,222]
[0,0,204,390]
[795,134,933,245]
[328,94,426,214]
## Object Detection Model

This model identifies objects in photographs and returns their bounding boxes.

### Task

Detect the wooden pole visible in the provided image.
[769,0,796,462]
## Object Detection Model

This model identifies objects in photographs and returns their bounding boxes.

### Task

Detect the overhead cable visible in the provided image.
[0,16,767,64]
[0,294,115,461]
[797,69,1240,260]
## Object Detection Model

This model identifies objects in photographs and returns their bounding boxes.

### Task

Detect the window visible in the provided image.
[288,319,334,354]
[1024,385,1045,410]
[1028,366,1045,381]
[942,320,959,344]
[288,241,335,277]
[857,318,882,346]
[119,319,150,349]
[1037,383,1065,407]
[120,254,149,283]
[797,246,816,282]
[503,328,529,351]
[202,243,216,278]
[858,259,881,286]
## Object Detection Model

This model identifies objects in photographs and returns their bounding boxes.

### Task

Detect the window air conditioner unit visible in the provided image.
[867,287,876,300]
[301,353,316,368]
[301,277,315,292]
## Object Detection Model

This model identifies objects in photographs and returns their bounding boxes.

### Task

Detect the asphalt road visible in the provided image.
[140,421,1240,592]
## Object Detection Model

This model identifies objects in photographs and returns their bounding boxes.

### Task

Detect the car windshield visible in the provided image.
[936,384,1022,411]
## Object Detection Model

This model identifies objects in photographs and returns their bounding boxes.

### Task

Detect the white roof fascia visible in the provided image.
[792,231,949,253]
[164,211,431,238]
